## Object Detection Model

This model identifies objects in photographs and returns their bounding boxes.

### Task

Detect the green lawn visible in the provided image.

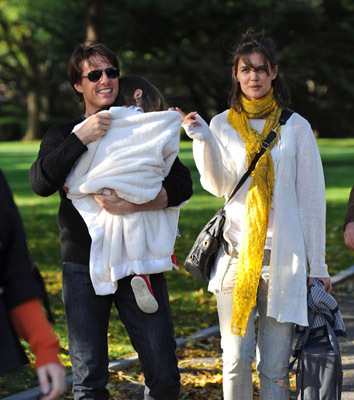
[0,138,353,396]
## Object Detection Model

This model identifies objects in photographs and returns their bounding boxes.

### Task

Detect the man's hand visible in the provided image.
[74,111,111,145]
[93,187,168,215]
[344,221,354,249]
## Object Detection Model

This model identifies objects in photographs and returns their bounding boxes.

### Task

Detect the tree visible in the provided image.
[86,0,105,42]
[105,0,354,137]
[0,0,353,139]
[0,0,85,140]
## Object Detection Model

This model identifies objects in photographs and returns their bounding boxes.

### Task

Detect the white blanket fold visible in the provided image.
[65,107,182,295]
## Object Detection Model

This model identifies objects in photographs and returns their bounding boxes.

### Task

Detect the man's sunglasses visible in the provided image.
[81,67,120,82]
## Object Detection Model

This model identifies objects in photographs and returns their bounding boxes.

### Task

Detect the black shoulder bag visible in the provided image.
[184,108,294,281]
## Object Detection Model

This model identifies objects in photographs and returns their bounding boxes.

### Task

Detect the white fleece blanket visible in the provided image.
[65,107,182,295]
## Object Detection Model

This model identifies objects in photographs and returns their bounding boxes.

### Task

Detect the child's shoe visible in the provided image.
[131,275,158,314]
[171,254,179,270]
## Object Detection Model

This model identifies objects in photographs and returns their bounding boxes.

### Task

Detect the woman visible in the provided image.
[0,170,66,399]
[178,29,331,399]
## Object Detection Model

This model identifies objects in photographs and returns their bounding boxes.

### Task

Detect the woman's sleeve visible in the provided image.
[183,115,236,197]
[295,127,329,278]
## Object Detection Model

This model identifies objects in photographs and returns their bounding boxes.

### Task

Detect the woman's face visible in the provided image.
[234,52,278,101]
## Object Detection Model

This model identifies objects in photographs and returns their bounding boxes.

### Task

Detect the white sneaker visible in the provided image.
[131,275,159,314]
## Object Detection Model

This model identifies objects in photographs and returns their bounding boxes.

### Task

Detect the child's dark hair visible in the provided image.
[115,75,166,112]
[229,28,291,111]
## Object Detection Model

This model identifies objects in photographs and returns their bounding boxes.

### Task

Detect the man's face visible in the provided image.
[74,56,119,116]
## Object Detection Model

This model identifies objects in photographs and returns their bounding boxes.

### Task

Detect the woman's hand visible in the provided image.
[173,107,201,126]
[308,277,332,293]
[37,363,66,400]
[93,187,168,215]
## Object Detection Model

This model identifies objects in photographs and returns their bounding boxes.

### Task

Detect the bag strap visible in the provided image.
[326,319,342,363]
[301,308,316,349]
[302,308,342,360]
[326,319,343,400]
[225,107,294,206]
[279,108,294,125]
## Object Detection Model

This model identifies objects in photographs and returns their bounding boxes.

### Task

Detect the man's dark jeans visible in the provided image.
[62,263,181,400]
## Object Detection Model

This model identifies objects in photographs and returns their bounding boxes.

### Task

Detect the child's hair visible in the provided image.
[115,75,166,112]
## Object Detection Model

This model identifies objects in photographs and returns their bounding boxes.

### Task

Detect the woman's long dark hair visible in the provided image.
[229,28,291,112]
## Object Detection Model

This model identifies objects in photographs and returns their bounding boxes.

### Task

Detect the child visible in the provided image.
[115,76,180,314]
[65,76,182,314]
[114,74,166,112]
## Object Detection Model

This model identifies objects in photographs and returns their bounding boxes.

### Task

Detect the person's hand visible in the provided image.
[93,188,168,215]
[344,221,354,249]
[308,277,332,293]
[93,189,137,215]
[37,363,66,400]
[174,107,201,126]
[74,111,111,145]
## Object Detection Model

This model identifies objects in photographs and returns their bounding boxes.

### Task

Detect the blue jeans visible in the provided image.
[216,275,294,400]
[62,263,180,400]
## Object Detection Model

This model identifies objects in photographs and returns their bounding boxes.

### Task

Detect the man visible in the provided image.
[29,42,193,400]
[344,185,354,249]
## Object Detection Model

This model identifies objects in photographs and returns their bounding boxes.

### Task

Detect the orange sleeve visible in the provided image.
[9,298,61,369]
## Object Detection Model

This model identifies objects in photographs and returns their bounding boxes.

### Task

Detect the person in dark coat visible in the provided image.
[0,170,65,399]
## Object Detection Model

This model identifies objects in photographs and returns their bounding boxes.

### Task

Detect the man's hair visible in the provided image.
[68,42,120,103]
[115,75,166,112]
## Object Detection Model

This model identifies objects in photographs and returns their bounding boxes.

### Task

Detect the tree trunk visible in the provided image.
[86,0,105,42]
[25,89,40,141]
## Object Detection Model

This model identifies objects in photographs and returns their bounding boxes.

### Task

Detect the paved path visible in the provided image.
[337,292,354,399]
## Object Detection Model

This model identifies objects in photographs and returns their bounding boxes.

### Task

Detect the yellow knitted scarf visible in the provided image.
[227,88,282,336]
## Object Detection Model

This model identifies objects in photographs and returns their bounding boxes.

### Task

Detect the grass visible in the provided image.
[0,138,353,396]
